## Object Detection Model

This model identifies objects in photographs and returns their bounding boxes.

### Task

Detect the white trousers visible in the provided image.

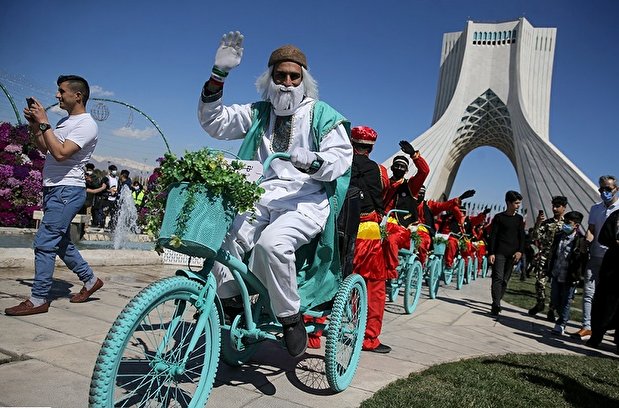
[212,203,322,318]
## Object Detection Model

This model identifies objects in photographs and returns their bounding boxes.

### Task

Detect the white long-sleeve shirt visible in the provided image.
[198,96,352,227]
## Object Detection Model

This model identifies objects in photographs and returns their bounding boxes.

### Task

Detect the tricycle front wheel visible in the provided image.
[324,274,368,392]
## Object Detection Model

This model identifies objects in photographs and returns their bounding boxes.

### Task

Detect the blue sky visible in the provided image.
[1,0,616,205]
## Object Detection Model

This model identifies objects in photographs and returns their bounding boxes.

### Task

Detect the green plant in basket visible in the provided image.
[143,148,264,252]
[410,229,422,249]
[458,237,469,253]
[433,235,448,246]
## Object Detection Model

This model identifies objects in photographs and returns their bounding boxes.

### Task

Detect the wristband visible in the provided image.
[212,66,229,78]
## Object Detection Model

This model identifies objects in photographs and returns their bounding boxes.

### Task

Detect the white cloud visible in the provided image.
[112,126,158,140]
[90,85,114,97]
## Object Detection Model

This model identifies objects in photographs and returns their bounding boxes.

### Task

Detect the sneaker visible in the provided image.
[5,299,49,316]
[364,343,392,354]
[551,324,564,335]
[279,313,307,358]
[528,302,545,316]
[546,309,556,323]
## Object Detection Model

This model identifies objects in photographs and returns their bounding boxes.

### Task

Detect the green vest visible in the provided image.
[237,100,351,310]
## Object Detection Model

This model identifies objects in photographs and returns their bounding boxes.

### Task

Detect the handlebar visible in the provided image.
[261,152,322,176]
[380,209,409,228]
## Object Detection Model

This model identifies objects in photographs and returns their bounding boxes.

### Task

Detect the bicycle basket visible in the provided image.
[158,182,236,259]
[433,242,446,256]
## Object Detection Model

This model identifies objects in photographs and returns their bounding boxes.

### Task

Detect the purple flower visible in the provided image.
[0,151,16,164]
[13,165,30,180]
[0,123,11,143]
[6,177,20,188]
[0,164,13,178]
[0,211,18,226]
[12,125,30,144]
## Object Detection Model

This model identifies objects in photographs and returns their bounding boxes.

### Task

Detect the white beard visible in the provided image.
[267,80,305,116]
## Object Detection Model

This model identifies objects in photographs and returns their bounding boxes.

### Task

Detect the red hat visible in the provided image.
[351,126,378,145]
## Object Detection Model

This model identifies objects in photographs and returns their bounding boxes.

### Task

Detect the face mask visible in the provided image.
[600,190,615,203]
[561,224,574,234]
[86,170,93,175]
[111,171,117,176]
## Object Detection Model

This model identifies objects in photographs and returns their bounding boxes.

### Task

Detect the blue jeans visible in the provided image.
[582,256,603,329]
[32,186,94,299]
[551,278,576,328]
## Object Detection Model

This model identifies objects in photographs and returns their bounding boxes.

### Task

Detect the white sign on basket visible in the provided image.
[224,158,263,183]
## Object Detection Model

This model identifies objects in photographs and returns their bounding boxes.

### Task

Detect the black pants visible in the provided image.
[491,254,514,308]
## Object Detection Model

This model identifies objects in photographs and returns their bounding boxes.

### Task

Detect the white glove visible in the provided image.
[290,147,317,171]
[213,31,244,73]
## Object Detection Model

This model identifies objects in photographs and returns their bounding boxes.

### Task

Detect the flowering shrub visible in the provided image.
[0,122,44,227]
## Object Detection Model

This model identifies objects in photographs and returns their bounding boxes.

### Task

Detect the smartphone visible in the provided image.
[26,97,35,108]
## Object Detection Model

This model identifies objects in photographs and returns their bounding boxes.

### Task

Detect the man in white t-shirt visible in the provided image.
[571,175,619,339]
[5,75,104,316]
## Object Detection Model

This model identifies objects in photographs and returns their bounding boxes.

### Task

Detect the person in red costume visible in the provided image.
[460,207,491,269]
[348,125,393,353]
[414,187,475,266]
[438,191,476,268]
[383,141,430,273]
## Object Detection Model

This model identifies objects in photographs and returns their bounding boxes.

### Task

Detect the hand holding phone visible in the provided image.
[26,97,35,108]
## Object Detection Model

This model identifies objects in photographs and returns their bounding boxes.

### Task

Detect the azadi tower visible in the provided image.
[386,17,598,224]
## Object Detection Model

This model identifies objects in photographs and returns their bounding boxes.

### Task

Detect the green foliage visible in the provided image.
[433,235,448,245]
[410,229,422,249]
[143,148,264,244]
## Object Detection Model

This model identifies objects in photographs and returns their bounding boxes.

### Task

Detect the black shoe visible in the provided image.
[279,312,307,358]
[221,296,244,325]
[490,305,501,316]
[528,302,545,316]
[585,338,601,349]
[364,343,392,354]
[546,309,556,323]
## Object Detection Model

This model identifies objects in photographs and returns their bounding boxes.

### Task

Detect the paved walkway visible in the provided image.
[0,249,617,407]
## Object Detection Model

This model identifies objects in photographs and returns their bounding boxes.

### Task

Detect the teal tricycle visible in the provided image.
[384,210,424,315]
[435,232,467,290]
[88,153,368,407]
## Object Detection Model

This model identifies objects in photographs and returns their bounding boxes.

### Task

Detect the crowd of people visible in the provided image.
[82,163,148,232]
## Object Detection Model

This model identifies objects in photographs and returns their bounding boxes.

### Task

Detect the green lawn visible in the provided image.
[360,354,619,408]
[503,273,584,324]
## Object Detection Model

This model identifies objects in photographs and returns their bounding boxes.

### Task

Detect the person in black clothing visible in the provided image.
[488,190,525,316]
[586,209,619,351]
[348,125,392,354]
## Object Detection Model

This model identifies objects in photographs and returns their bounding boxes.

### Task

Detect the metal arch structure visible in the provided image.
[384,17,598,225]
[0,80,23,125]
[45,97,171,153]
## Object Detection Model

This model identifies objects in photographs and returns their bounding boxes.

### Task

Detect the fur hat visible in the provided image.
[268,45,307,68]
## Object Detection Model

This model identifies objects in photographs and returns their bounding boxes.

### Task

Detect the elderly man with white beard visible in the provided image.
[198,31,353,358]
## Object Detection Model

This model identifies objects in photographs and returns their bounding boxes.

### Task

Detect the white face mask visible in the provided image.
[267,80,305,115]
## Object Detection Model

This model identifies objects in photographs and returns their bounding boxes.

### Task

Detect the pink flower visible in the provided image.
[4,144,22,154]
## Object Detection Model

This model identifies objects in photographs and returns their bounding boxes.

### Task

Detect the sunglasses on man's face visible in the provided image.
[599,186,616,193]
[273,71,302,82]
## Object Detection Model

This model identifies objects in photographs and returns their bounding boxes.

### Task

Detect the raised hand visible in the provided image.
[459,189,476,200]
[214,31,244,73]
[399,140,416,156]
[483,207,491,214]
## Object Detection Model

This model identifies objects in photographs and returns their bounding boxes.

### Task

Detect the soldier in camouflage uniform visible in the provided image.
[528,196,568,320]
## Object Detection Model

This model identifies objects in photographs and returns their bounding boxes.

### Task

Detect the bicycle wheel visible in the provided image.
[472,257,478,281]
[89,276,221,408]
[464,258,473,284]
[387,278,400,302]
[443,264,453,285]
[456,259,465,290]
[481,256,488,278]
[325,273,368,392]
[404,259,423,314]
[427,258,440,299]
